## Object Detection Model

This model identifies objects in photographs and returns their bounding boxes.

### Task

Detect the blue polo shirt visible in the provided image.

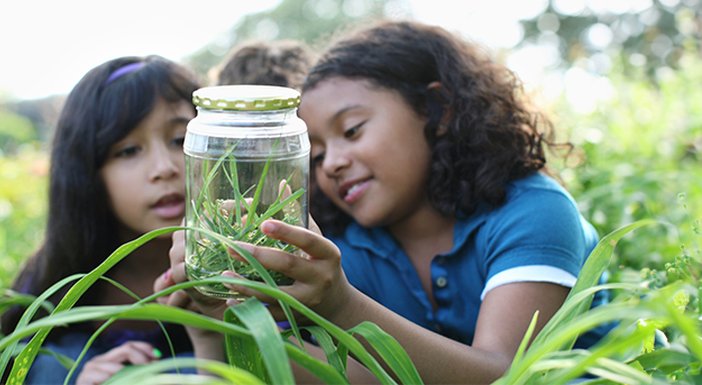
[333,172,602,345]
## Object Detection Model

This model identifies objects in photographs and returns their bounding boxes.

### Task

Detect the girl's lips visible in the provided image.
[342,180,370,204]
[152,194,185,219]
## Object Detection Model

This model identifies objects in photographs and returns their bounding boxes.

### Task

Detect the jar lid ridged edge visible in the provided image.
[192,85,301,111]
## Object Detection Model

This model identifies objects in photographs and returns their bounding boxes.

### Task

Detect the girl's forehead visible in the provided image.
[302,78,382,111]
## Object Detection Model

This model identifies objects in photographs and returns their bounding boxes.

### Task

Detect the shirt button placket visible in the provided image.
[436,276,448,288]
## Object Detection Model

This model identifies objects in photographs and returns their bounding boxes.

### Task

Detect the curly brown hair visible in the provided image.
[303,20,569,235]
[214,40,315,90]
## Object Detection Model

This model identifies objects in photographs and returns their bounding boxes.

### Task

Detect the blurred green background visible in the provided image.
[1,0,700,289]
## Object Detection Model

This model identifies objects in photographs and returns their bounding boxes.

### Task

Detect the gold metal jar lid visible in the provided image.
[192,85,300,111]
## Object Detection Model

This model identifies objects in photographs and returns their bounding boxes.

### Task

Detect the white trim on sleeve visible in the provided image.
[481,265,577,300]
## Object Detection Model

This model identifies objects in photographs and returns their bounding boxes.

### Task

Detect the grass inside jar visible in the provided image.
[186,148,305,297]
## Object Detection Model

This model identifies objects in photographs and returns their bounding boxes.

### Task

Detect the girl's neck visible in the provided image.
[387,204,455,258]
[387,204,455,309]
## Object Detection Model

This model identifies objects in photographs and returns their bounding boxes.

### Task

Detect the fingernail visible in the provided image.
[152,348,162,359]
[162,269,171,282]
[226,299,241,307]
[222,271,239,289]
[260,221,276,234]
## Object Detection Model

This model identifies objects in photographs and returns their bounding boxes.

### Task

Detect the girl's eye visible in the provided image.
[172,136,185,147]
[114,145,140,158]
[343,121,364,138]
[311,153,325,167]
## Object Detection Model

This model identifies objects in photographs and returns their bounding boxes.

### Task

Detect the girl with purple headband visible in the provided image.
[1,55,201,384]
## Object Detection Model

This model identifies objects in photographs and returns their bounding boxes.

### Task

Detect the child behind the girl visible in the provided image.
[1,55,201,384]
[211,39,315,90]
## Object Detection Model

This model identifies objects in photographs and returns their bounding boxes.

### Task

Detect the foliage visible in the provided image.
[0,109,36,155]
[520,1,702,80]
[0,145,47,289]
[184,0,392,79]
[554,47,702,277]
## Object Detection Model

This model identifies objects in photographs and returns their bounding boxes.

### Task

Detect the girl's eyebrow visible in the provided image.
[172,115,192,124]
[166,115,192,128]
[328,104,363,124]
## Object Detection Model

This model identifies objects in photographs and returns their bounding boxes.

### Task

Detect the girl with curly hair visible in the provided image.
[166,20,608,384]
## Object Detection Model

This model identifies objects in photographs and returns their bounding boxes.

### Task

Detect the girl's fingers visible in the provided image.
[100,341,157,364]
[228,242,314,284]
[260,219,340,261]
[77,342,159,385]
[166,289,193,309]
[221,271,279,304]
[169,261,188,285]
[77,362,122,385]
[308,215,322,236]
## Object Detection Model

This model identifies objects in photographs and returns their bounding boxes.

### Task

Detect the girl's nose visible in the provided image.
[150,146,180,181]
[321,146,351,177]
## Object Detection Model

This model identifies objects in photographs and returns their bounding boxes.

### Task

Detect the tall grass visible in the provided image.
[0,215,699,384]
[0,225,422,385]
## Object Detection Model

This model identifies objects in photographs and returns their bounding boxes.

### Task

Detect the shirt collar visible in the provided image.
[342,206,489,259]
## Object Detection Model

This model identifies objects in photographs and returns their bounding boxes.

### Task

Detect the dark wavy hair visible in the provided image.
[1,55,200,336]
[303,20,568,235]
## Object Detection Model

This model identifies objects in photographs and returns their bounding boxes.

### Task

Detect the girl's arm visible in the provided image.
[230,219,569,385]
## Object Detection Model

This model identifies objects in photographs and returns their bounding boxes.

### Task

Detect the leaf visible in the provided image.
[223,306,267,381]
[229,298,293,385]
[103,357,266,385]
[349,322,423,385]
[303,325,347,374]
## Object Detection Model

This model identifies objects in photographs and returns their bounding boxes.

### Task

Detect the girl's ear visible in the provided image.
[426,81,451,136]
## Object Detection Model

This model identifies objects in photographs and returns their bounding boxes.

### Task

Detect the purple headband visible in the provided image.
[105,62,145,85]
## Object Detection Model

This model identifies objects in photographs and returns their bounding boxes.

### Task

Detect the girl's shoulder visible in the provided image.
[502,172,579,210]
[477,171,592,239]
[507,172,570,195]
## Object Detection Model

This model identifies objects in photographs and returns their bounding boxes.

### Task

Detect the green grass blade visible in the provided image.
[511,311,539,368]
[240,155,274,235]
[36,347,76,370]
[223,306,267,381]
[349,321,423,385]
[0,290,54,315]
[284,342,351,385]
[229,298,294,385]
[257,188,304,223]
[102,357,266,385]
[634,348,695,373]
[302,325,348,374]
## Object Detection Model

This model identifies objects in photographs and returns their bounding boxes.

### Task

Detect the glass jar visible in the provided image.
[183,85,310,298]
